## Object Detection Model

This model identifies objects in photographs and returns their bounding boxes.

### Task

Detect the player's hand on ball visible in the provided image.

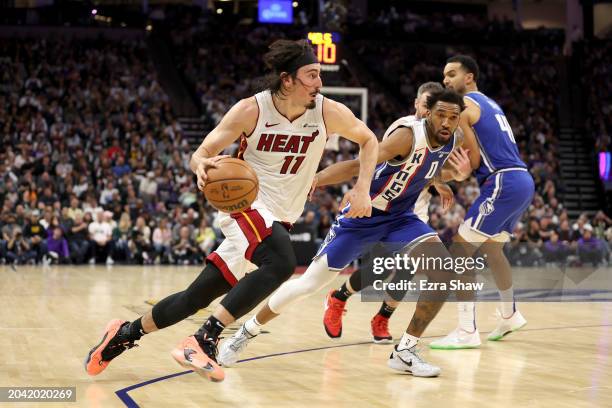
[448,147,471,180]
[340,188,372,218]
[195,155,231,191]
[434,183,454,212]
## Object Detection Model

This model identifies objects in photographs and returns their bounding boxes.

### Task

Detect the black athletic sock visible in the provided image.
[196,316,225,342]
[377,301,396,319]
[125,317,146,341]
[333,283,353,302]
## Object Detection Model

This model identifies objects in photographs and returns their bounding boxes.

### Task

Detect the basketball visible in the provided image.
[203,158,259,213]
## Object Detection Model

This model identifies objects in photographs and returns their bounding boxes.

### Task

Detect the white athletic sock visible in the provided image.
[398,333,419,350]
[458,302,476,332]
[498,287,515,318]
[244,316,261,337]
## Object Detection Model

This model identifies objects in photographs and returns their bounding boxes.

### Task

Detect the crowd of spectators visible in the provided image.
[0,36,220,265]
[347,7,532,45]
[0,13,609,267]
[580,40,612,152]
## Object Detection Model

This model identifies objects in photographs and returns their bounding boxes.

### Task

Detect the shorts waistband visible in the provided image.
[480,167,528,185]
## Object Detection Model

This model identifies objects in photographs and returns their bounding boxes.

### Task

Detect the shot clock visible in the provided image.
[307,32,340,72]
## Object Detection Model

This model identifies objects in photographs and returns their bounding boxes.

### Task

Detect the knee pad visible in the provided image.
[252,223,297,284]
[268,251,297,283]
[182,287,209,312]
[153,264,231,329]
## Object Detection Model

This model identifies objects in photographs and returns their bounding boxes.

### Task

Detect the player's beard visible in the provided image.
[434,131,453,146]
[453,83,467,96]
[446,82,466,96]
[296,78,318,110]
[426,119,452,146]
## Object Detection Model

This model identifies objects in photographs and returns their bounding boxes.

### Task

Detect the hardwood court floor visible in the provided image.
[1,265,611,408]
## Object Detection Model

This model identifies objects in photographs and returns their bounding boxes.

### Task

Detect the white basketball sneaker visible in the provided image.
[217,324,257,367]
[487,309,527,341]
[388,345,441,377]
[429,327,482,349]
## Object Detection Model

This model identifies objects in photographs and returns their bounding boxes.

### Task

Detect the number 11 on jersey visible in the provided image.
[280,155,306,174]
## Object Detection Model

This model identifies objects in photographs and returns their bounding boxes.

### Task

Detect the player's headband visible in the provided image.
[280,48,319,74]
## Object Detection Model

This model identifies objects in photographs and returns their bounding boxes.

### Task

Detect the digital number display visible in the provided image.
[308,32,339,65]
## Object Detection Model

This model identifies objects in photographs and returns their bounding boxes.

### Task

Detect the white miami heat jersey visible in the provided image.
[239,90,328,223]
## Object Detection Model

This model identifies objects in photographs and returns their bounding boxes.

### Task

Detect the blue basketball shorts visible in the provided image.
[460,169,534,244]
[315,209,437,270]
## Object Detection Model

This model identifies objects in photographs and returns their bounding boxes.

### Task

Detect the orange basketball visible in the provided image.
[203,158,259,214]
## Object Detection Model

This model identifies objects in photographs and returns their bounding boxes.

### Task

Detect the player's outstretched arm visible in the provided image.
[190,97,258,191]
[323,98,378,217]
[315,159,360,187]
[316,126,415,187]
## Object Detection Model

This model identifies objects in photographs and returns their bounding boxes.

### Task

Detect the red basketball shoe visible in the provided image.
[323,290,347,338]
[371,314,393,344]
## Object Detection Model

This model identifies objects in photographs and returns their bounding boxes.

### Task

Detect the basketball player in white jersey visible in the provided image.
[85,39,378,382]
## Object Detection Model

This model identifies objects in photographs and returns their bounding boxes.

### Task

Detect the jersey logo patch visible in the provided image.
[265,122,280,128]
[479,198,495,216]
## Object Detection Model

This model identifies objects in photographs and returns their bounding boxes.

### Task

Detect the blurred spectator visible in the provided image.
[172,213,194,242]
[193,217,216,257]
[68,212,91,264]
[129,216,152,264]
[88,211,113,264]
[153,217,173,264]
[5,227,37,265]
[506,223,541,266]
[1,214,19,262]
[542,230,570,266]
[172,225,197,265]
[100,182,120,206]
[558,219,574,243]
[577,225,604,266]
[139,171,159,204]
[44,227,70,265]
[112,213,132,262]
[24,210,46,262]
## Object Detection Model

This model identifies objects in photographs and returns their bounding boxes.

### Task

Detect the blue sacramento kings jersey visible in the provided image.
[465,91,527,184]
[369,117,457,214]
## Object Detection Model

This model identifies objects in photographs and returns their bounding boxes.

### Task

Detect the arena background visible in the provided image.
[1,1,612,407]
[1,0,610,268]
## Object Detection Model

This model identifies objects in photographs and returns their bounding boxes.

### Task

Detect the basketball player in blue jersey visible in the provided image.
[429,55,535,349]
[219,90,472,377]
[322,81,467,344]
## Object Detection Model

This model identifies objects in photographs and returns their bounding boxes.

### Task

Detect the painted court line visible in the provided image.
[114,323,612,407]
